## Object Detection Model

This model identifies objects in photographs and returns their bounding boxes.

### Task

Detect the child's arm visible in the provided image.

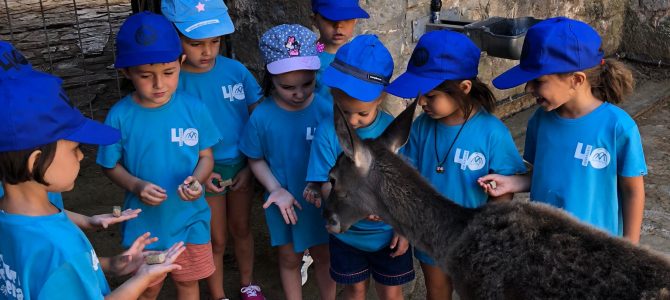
[177,148,214,201]
[98,232,157,277]
[303,182,323,208]
[64,208,141,231]
[248,158,302,225]
[102,163,167,206]
[477,172,532,198]
[619,176,645,244]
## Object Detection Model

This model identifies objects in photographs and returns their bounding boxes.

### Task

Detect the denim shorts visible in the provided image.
[329,235,415,286]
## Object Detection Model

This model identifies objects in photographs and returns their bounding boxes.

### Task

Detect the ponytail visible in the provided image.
[584,58,634,104]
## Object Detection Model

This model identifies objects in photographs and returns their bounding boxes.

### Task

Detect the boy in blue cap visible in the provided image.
[0,40,185,299]
[480,17,646,243]
[97,11,222,299]
[311,0,370,104]
[387,30,526,300]
[162,1,265,299]
[304,34,416,300]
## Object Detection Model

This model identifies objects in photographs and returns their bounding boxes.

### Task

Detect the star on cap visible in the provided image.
[195,2,205,12]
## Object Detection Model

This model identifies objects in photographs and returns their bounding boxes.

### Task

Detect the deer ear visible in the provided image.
[334,102,373,173]
[377,97,419,153]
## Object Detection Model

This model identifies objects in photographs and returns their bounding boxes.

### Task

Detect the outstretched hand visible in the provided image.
[108,232,158,277]
[133,241,186,283]
[264,188,302,225]
[477,174,515,197]
[89,208,142,229]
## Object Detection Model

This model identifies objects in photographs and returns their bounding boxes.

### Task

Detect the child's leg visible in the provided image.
[175,280,200,300]
[343,280,370,300]
[205,194,228,299]
[421,263,453,300]
[374,283,404,300]
[172,243,215,300]
[308,243,336,300]
[278,244,303,300]
[369,242,415,300]
[138,280,164,300]
[226,183,255,287]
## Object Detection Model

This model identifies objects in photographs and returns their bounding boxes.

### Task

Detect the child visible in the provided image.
[386,30,527,300]
[239,24,335,300]
[97,12,222,299]
[303,34,415,300]
[479,17,646,244]
[162,0,265,299]
[0,40,184,299]
[311,0,369,103]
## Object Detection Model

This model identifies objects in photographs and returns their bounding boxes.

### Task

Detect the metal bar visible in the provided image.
[3,0,15,43]
[38,0,54,72]
[71,0,94,117]
[105,0,122,98]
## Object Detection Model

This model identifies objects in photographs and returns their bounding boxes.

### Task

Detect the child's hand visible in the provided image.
[230,166,252,192]
[303,182,322,208]
[177,176,202,201]
[205,172,226,194]
[108,232,158,277]
[133,241,185,283]
[477,174,515,197]
[264,188,302,225]
[135,181,168,206]
[389,233,409,258]
[89,208,142,229]
[366,214,382,222]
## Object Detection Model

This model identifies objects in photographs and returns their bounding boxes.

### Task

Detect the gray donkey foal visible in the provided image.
[322,99,670,300]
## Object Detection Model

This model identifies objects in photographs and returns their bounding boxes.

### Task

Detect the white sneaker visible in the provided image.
[300,253,314,286]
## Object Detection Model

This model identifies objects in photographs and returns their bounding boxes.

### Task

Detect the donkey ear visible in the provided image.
[334,102,373,173]
[377,97,419,153]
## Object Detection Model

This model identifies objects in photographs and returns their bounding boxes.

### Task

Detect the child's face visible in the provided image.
[332,88,381,129]
[525,74,576,112]
[271,70,316,110]
[314,14,357,52]
[43,140,83,192]
[419,89,461,120]
[180,36,221,72]
[123,61,181,108]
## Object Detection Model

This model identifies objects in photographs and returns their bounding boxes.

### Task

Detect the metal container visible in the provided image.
[465,16,542,60]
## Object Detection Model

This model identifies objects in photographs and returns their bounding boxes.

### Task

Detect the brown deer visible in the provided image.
[323,99,670,299]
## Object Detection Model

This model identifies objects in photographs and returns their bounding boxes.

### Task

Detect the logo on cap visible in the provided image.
[135,25,159,46]
[285,36,301,56]
[410,47,429,67]
[0,47,29,72]
[195,2,205,12]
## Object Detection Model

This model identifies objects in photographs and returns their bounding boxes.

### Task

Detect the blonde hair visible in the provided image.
[583,58,635,104]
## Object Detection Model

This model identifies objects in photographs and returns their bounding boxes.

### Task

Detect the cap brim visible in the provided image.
[322,66,384,102]
[65,119,120,146]
[492,65,543,90]
[385,71,444,98]
[174,13,235,39]
[115,50,182,68]
[318,6,370,21]
[268,56,320,74]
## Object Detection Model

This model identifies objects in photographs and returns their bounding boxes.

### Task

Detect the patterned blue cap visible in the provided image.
[259,24,320,74]
[115,12,183,68]
[162,0,235,39]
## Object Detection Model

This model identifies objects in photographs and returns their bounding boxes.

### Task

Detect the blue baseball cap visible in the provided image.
[260,24,320,75]
[162,0,234,39]
[115,12,183,68]
[386,30,480,98]
[322,34,393,102]
[311,0,369,21]
[493,17,604,89]
[0,42,120,152]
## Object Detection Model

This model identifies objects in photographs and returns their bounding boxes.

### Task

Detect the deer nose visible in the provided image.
[324,214,341,234]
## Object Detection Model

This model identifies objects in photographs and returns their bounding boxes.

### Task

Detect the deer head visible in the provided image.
[323,98,418,234]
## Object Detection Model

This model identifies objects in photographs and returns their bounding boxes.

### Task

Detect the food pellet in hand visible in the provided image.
[112,206,122,217]
[186,180,201,192]
[488,181,497,189]
[145,253,166,265]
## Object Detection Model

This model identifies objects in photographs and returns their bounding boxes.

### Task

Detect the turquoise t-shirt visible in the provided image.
[239,95,332,252]
[315,52,336,103]
[96,92,222,250]
[0,210,110,299]
[524,103,647,236]
[178,55,263,164]
[0,186,63,209]
[306,110,395,252]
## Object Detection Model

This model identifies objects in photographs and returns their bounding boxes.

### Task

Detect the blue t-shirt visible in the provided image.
[97,92,222,250]
[403,110,527,208]
[315,52,336,103]
[0,186,63,209]
[524,103,647,236]
[178,55,263,164]
[239,95,332,252]
[0,210,109,299]
[306,110,395,252]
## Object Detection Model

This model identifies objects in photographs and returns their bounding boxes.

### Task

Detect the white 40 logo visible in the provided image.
[171,128,199,146]
[574,142,610,169]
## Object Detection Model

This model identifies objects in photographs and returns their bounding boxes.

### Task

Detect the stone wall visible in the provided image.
[620,0,670,63]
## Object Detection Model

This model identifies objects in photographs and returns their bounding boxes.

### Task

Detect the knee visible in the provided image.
[211,240,226,255]
[174,280,198,290]
[346,283,368,298]
[228,221,251,239]
[278,254,301,269]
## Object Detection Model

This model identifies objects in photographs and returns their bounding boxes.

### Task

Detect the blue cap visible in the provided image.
[260,24,321,75]
[115,12,183,68]
[322,35,393,102]
[162,0,234,39]
[386,30,480,98]
[311,0,369,21]
[493,17,604,89]
[0,42,120,152]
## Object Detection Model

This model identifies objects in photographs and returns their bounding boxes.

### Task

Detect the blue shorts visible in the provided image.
[329,235,415,286]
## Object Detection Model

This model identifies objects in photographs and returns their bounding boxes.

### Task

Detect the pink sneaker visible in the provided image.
[240,284,265,300]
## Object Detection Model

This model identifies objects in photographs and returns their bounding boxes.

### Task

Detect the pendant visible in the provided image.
[436,166,444,173]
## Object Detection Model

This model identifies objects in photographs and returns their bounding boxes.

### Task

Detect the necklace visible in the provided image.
[434,117,468,173]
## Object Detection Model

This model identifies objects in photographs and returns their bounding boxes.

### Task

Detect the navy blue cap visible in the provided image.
[493,17,604,89]
[386,30,480,98]
[162,0,235,39]
[115,12,183,68]
[0,41,120,151]
[322,34,393,102]
[311,0,369,21]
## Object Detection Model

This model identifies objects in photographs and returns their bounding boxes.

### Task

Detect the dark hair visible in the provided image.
[583,58,634,104]
[432,77,496,117]
[261,69,274,97]
[0,142,57,185]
